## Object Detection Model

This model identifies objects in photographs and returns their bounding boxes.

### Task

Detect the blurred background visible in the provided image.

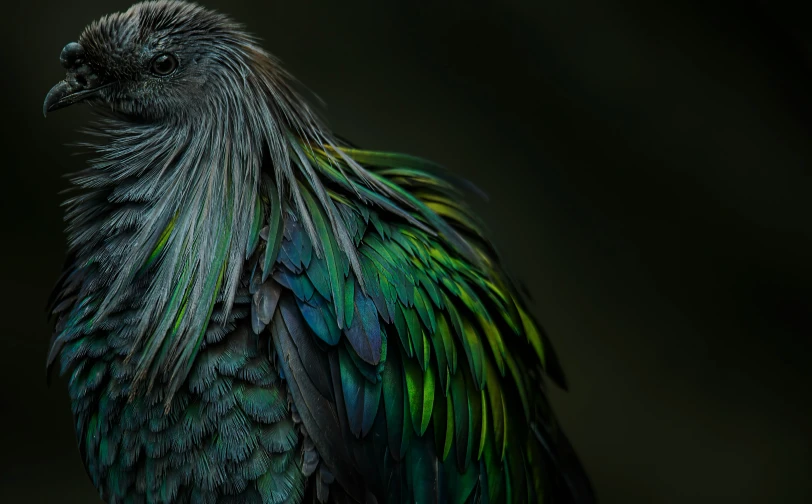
[1,0,810,502]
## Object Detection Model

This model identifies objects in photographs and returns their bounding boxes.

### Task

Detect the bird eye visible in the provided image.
[150,53,178,76]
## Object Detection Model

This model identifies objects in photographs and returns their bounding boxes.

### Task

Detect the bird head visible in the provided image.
[43,0,267,121]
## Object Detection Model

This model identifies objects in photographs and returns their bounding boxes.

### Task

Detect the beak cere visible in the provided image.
[43,42,109,116]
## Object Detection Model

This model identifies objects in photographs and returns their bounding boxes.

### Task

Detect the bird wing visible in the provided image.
[249,145,593,503]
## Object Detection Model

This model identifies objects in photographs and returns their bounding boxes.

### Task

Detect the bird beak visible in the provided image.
[43,41,112,117]
[43,80,113,116]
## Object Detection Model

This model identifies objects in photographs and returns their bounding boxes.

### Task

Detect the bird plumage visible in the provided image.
[44,1,595,503]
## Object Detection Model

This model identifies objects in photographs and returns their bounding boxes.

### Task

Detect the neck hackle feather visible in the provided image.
[51,1,480,404]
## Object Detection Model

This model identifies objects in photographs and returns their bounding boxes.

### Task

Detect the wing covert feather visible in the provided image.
[254,143,593,503]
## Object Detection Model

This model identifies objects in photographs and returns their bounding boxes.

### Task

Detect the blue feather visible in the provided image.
[273,270,315,302]
[338,346,382,438]
[344,287,383,365]
[296,295,340,346]
[304,255,331,302]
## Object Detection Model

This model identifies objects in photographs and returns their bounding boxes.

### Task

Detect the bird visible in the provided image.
[43,1,595,503]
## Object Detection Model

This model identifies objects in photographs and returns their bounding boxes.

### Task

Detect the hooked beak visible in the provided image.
[43,41,113,117]
[43,81,113,116]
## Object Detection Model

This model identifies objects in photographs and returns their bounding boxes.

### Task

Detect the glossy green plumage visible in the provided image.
[244,140,586,503]
[51,130,590,502]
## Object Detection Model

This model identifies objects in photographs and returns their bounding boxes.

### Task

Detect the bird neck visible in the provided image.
[58,57,341,399]
[63,113,263,396]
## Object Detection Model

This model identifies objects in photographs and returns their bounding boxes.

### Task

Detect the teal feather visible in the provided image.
[416,269,443,308]
[459,317,486,391]
[296,295,340,346]
[299,183,345,329]
[280,217,309,273]
[278,241,302,274]
[257,418,298,453]
[465,367,485,462]
[343,336,385,384]
[430,317,451,395]
[366,235,415,286]
[343,274,355,329]
[303,251,331,302]
[413,285,437,333]
[433,391,453,462]
[442,446,480,504]
[382,345,407,460]
[482,433,506,502]
[437,313,458,374]
[361,261,391,323]
[379,275,399,325]
[246,196,264,259]
[256,466,303,504]
[338,345,383,438]
[272,270,315,302]
[450,369,473,473]
[241,448,273,481]
[402,350,435,437]
[344,281,383,365]
[405,432,437,502]
[393,305,414,358]
[400,306,424,370]
[236,387,287,424]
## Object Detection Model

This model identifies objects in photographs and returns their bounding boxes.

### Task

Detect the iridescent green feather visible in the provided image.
[262,140,583,503]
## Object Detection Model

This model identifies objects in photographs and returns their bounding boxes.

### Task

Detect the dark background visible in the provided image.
[2,0,810,502]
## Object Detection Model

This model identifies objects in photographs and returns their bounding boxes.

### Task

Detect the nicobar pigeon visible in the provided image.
[43,2,595,503]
